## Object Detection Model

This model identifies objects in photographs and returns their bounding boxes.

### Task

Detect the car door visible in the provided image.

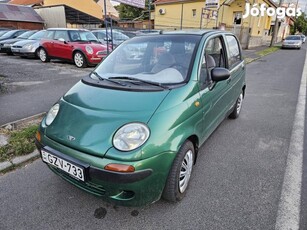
[224,34,245,108]
[52,30,72,60]
[43,30,55,57]
[198,35,232,141]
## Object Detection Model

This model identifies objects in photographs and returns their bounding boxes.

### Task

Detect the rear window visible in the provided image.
[225,35,241,68]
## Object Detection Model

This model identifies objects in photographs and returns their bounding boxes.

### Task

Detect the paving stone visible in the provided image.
[0,134,8,147]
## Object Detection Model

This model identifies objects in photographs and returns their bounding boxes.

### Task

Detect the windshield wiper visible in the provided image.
[109,76,168,89]
[91,72,126,86]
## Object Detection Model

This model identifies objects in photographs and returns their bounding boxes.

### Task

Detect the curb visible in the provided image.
[0,113,45,173]
[1,112,46,130]
[0,150,40,172]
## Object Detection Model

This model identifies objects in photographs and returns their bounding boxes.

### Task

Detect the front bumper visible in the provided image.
[36,135,174,206]
[0,46,12,53]
[11,47,36,57]
[282,44,301,48]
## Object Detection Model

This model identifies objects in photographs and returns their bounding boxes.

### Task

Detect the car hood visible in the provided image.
[72,42,107,49]
[12,39,37,46]
[45,80,170,157]
[0,38,23,44]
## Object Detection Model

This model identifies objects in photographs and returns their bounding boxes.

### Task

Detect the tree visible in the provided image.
[115,0,155,20]
[292,13,307,35]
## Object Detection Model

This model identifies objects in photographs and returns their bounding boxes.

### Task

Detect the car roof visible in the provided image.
[47,28,89,32]
[140,29,233,36]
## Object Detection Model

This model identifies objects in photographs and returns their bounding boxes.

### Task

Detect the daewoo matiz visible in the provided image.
[35,30,246,206]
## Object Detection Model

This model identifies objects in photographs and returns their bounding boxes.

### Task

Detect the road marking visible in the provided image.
[275,51,307,229]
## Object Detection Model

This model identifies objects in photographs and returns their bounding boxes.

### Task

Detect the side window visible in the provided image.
[199,36,226,88]
[45,31,55,39]
[225,35,241,68]
[54,31,69,41]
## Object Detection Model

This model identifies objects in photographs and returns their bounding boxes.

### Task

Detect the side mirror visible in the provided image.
[58,38,67,43]
[211,67,230,82]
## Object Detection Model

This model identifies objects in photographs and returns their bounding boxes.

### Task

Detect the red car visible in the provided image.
[38,28,110,67]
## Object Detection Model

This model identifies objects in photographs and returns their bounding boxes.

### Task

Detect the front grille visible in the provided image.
[49,166,106,196]
[96,51,107,56]
[12,45,22,48]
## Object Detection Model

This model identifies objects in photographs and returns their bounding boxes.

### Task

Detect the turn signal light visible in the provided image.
[35,131,41,142]
[104,164,135,172]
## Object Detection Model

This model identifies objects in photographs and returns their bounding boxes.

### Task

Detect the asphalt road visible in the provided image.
[0,55,93,125]
[0,47,307,229]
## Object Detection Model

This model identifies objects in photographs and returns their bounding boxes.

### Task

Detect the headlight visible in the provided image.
[113,123,150,151]
[45,104,60,126]
[23,43,33,49]
[85,46,93,54]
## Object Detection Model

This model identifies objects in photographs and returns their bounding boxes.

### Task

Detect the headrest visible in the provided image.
[206,55,216,69]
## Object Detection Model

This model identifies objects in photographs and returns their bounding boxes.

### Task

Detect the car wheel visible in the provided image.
[162,140,194,202]
[39,48,50,62]
[74,51,87,68]
[229,91,244,119]
[35,49,40,58]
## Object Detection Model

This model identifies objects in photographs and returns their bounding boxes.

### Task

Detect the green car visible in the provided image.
[35,30,246,206]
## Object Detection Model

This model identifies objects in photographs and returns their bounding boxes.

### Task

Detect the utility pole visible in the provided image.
[180,3,183,30]
[270,0,284,47]
[148,0,152,31]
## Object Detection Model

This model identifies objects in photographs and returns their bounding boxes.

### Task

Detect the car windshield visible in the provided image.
[69,30,98,42]
[0,30,9,37]
[93,35,200,86]
[28,30,46,40]
[285,36,301,40]
[17,31,36,39]
[1,30,18,39]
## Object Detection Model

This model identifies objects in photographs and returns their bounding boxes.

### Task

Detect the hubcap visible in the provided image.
[236,93,243,114]
[39,49,46,62]
[179,150,193,193]
[74,53,84,67]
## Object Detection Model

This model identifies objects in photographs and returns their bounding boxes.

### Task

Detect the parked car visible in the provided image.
[135,29,161,35]
[35,30,246,206]
[282,35,302,49]
[300,34,306,43]
[0,29,11,38]
[0,29,27,42]
[116,29,137,38]
[0,30,37,54]
[11,30,46,58]
[38,28,109,67]
[92,29,129,47]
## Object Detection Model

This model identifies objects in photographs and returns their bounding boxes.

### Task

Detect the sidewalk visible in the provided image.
[242,44,282,63]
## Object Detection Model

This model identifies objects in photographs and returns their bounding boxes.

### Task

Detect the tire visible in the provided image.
[162,140,195,202]
[35,49,40,58]
[73,51,87,68]
[229,91,244,119]
[39,48,50,62]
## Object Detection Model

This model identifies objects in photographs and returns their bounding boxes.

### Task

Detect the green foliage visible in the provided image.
[293,13,307,35]
[0,125,38,162]
[116,0,155,20]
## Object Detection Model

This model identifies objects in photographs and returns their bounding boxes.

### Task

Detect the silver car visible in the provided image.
[11,30,46,58]
[282,35,302,49]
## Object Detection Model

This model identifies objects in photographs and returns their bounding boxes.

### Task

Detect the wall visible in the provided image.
[0,21,43,29]
[35,6,66,28]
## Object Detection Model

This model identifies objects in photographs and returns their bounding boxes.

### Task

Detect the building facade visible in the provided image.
[154,0,291,48]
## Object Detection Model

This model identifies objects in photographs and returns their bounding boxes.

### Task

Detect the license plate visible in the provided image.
[41,150,85,181]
